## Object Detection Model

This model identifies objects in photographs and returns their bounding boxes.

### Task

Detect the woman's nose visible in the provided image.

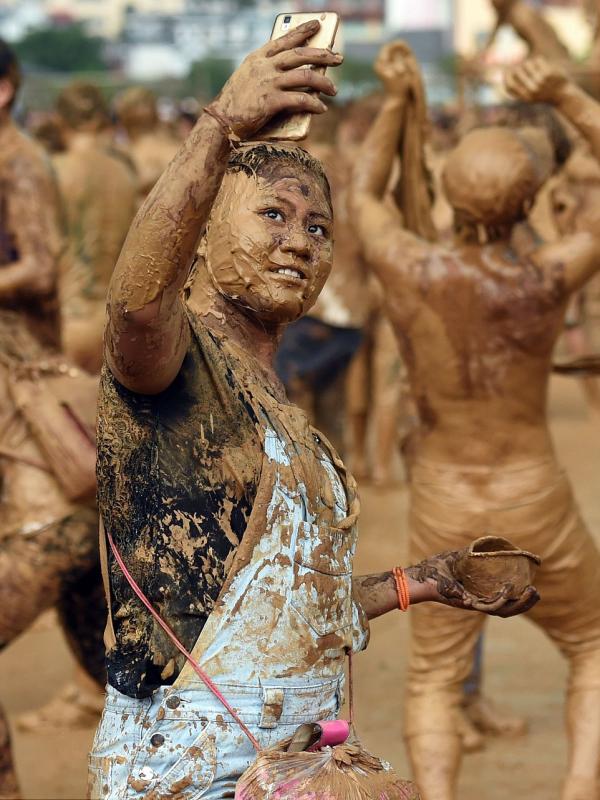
[280,230,311,258]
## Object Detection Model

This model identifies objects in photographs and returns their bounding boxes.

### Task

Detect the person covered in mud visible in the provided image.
[0,39,101,798]
[113,86,179,204]
[274,103,371,456]
[509,57,600,408]
[91,21,537,800]
[352,41,600,800]
[53,81,137,374]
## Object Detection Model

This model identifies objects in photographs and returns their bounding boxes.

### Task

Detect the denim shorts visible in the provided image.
[88,675,344,800]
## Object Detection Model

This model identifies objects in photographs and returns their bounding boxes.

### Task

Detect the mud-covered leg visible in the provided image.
[0,508,98,647]
[404,602,484,800]
[16,560,107,734]
[0,507,98,794]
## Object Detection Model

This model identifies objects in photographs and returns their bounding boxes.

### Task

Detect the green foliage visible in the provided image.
[15,23,107,73]
[437,52,459,78]
[338,58,378,98]
[186,57,234,101]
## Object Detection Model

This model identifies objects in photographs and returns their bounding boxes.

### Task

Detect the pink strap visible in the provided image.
[105,528,260,752]
[348,651,355,727]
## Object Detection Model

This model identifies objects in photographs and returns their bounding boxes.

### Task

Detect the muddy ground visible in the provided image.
[0,374,598,799]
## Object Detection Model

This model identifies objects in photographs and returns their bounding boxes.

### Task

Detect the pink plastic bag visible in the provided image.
[235,736,420,800]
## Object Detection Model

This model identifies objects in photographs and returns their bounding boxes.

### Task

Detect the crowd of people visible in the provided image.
[1,1,600,798]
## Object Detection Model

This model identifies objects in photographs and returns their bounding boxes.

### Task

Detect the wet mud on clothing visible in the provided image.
[97,314,262,698]
[98,305,369,700]
[91,363,367,797]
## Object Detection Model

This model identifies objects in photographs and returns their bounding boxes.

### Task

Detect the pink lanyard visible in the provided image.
[105,528,261,752]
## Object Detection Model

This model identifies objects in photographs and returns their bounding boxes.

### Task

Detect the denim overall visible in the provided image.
[89,389,368,800]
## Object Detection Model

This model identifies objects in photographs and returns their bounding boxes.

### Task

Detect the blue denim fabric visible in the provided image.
[89,678,343,799]
[90,422,364,800]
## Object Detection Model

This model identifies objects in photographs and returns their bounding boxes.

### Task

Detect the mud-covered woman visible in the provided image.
[91,22,538,799]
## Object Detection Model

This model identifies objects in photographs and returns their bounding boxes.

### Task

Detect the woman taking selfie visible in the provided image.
[90,21,537,799]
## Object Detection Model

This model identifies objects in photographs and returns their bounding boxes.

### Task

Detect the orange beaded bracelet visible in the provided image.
[393,566,411,612]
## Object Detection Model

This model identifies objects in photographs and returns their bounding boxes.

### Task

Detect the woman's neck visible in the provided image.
[186,268,283,377]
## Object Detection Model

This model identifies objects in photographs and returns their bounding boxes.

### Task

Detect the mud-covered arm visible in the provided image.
[505,57,600,163]
[491,0,569,61]
[351,42,433,289]
[353,549,539,621]
[534,232,600,293]
[105,20,342,394]
[104,114,229,394]
[0,155,60,298]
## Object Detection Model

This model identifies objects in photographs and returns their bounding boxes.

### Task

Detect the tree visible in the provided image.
[15,23,108,72]
[187,57,234,101]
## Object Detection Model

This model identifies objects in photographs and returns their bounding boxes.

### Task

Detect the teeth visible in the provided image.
[276,268,303,279]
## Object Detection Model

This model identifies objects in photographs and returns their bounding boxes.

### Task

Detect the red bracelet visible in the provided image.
[393,566,411,612]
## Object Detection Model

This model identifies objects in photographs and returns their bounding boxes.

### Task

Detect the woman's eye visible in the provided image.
[308,224,326,236]
[263,209,284,222]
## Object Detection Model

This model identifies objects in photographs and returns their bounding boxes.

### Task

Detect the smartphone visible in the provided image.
[259,11,340,142]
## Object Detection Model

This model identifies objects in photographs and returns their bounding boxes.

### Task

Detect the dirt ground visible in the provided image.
[0,374,599,799]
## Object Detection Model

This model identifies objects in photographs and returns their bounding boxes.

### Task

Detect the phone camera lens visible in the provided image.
[283,15,292,23]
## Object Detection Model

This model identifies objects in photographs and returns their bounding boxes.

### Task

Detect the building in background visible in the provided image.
[385,0,453,61]
[121,0,283,80]
[0,0,46,41]
[47,0,186,39]
[0,0,593,94]
[0,0,186,39]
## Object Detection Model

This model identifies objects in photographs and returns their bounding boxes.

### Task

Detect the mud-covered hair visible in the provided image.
[227,142,332,210]
[114,86,158,131]
[56,81,109,130]
[0,39,20,107]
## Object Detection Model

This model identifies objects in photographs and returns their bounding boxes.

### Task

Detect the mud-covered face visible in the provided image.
[204,169,333,324]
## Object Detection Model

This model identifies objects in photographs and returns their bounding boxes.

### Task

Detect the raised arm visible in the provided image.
[353,548,539,621]
[0,152,61,299]
[505,57,600,163]
[490,0,570,63]
[533,232,600,294]
[351,42,434,290]
[105,21,342,394]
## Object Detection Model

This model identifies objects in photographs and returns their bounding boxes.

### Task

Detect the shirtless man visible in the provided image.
[53,81,137,373]
[352,42,600,800]
[113,87,179,203]
[0,40,99,797]
[510,58,600,400]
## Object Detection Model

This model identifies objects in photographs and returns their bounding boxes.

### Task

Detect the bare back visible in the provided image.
[386,241,568,466]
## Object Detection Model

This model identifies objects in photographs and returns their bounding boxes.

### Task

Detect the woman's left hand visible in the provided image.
[406,550,540,618]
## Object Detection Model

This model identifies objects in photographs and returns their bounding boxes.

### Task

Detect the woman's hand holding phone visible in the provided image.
[206,20,342,142]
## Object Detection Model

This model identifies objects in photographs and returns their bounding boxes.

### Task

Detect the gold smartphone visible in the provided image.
[259,11,340,141]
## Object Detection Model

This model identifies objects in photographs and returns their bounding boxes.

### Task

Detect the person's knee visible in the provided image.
[404,687,464,738]
[567,647,600,693]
